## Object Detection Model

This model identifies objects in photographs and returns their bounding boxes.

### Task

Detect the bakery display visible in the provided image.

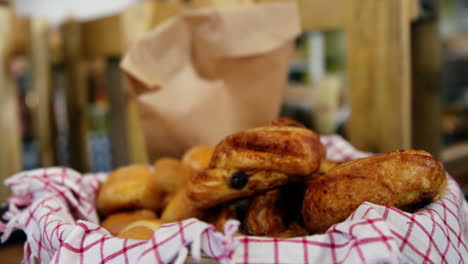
[96,118,448,239]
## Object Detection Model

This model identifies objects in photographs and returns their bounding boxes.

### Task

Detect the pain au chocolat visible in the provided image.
[187,118,325,208]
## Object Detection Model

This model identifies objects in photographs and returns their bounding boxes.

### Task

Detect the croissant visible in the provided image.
[302,150,447,233]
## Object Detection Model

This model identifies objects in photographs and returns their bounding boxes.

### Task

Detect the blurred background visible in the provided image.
[1,0,468,202]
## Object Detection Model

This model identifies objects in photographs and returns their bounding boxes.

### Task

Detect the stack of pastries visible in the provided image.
[96,118,447,239]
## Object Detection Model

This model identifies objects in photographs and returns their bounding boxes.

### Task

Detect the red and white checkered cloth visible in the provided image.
[1,135,467,263]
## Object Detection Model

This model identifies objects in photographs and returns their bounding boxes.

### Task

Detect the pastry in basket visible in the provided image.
[244,189,286,236]
[302,150,447,233]
[96,165,165,215]
[182,145,215,172]
[154,158,190,193]
[101,209,157,236]
[117,219,166,240]
[209,118,325,175]
[188,169,292,208]
[187,118,325,208]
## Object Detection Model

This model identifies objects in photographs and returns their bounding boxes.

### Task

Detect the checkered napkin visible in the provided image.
[1,136,467,264]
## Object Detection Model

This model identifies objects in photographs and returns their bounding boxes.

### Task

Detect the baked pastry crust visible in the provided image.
[244,189,285,236]
[302,150,447,233]
[210,123,324,176]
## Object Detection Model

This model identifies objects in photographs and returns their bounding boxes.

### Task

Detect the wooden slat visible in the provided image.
[9,14,30,55]
[0,7,22,202]
[31,18,56,166]
[411,1,441,158]
[345,0,412,153]
[61,20,89,172]
[106,58,130,167]
[81,15,123,58]
[121,3,155,164]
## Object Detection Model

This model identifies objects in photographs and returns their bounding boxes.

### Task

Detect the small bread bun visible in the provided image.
[101,209,157,236]
[117,219,165,240]
[96,165,165,215]
[153,158,190,193]
[182,145,215,172]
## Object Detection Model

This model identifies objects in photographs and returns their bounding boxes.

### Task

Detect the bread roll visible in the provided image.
[96,165,165,215]
[117,219,165,240]
[101,209,157,236]
[153,158,189,193]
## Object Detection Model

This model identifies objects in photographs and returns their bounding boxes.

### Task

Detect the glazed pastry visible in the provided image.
[187,169,292,208]
[161,187,207,222]
[302,150,447,233]
[244,189,285,236]
[187,118,325,208]
[182,145,215,172]
[101,209,157,236]
[96,165,165,215]
[209,119,325,175]
[153,158,190,193]
[117,219,165,240]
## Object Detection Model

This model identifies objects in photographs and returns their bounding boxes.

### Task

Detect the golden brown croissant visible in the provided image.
[96,165,165,215]
[302,150,447,233]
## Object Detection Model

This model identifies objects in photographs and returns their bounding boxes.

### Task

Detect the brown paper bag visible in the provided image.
[121,2,301,160]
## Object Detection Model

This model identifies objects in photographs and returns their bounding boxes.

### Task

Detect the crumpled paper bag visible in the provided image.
[121,2,301,160]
